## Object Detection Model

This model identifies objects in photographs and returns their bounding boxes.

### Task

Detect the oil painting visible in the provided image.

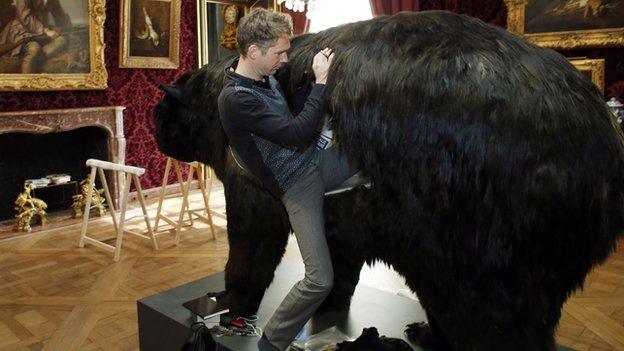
[506,0,624,49]
[120,0,180,69]
[0,0,107,91]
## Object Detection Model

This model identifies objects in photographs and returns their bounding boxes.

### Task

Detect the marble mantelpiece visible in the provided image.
[0,106,126,207]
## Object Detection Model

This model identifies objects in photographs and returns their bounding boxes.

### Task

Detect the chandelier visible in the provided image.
[277,0,328,17]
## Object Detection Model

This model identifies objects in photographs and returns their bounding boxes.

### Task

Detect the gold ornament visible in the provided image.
[14,184,48,232]
[220,5,239,51]
[71,175,107,218]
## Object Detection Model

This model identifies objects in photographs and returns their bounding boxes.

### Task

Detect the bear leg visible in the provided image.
[405,310,454,351]
[218,183,291,316]
[318,253,365,312]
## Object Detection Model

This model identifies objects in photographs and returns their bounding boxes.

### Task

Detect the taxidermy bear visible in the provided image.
[153,10,624,351]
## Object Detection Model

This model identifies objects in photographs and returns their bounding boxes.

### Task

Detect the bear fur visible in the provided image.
[335,328,414,351]
[153,11,624,351]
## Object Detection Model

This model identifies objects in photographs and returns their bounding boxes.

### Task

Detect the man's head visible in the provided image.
[236,8,293,76]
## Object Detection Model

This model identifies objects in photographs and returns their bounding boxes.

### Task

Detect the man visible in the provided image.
[0,0,71,72]
[217,8,358,351]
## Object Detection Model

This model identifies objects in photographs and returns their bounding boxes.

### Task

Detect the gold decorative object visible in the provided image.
[72,175,107,218]
[505,0,624,49]
[220,5,240,50]
[568,57,605,93]
[119,0,181,69]
[14,184,48,232]
[0,0,108,91]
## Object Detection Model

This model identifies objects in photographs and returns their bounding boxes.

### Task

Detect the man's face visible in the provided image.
[255,35,290,76]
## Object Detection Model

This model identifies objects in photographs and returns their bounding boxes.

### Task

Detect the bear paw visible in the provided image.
[404,322,434,348]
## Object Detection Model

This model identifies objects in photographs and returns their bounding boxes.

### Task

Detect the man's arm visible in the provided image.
[15,0,45,35]
[223,85,325,149]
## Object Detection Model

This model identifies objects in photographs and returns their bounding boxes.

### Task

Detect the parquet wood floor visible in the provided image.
[557,239,624,351]
[0,184,229,351]
[0,181,622,350]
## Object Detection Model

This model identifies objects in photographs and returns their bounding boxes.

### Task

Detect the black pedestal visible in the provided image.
[137,262,575,351]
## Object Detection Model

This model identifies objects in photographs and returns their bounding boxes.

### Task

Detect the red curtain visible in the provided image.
[283,8,310,34]
[369,0,419,15]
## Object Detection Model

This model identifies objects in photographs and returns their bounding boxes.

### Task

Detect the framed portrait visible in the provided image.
[569,57,605,93]
[119,0,181,69]
[0,0,107,91]
[506,0,624,49]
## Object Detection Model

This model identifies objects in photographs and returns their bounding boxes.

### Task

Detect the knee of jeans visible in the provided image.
[306,274,334,294]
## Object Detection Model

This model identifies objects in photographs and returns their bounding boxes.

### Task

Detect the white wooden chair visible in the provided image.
[78,159,157,261]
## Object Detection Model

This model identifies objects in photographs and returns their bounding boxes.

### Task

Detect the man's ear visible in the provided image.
[248,44,260,60]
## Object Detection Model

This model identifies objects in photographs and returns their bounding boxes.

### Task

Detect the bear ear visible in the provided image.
[159,84,185,104]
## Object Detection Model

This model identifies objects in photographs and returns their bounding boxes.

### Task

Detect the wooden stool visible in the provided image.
[153,158,222,245]
[153,157,195,233]
[175,161,217,244]
[78,159,157,261]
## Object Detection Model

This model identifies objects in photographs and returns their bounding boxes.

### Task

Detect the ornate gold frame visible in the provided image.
[196,0,250,68]
[196,0,283,68]
[0,0,107,91]
[569,57,605,93]
[505,0,624,49]
[119,0,181,69]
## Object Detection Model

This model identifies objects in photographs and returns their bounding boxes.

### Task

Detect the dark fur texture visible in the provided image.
[153,11,624,351]
[335,328,414,351]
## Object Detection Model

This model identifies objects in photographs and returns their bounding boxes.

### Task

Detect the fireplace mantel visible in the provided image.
[0,106,126,206]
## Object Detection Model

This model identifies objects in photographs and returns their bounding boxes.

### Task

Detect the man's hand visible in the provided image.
[44,28,60,39]
[312,47,334,85]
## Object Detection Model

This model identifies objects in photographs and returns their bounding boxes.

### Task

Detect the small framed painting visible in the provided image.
[119,0,181,69]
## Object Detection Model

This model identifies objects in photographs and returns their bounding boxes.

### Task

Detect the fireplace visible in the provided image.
[0,107,126,222]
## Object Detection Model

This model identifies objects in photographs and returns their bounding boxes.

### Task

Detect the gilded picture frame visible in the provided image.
[569,57,605,93]
[196,0,250,68]
[196,0,282,68]
[119,0,181,69]
[0,0,107,91]
[506,0,624,49]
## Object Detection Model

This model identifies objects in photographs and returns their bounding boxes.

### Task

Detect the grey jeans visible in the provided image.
[261,147,359,351]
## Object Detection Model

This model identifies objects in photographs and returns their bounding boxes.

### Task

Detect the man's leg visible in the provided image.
[20,42,43,73]
[42,35,69,58]
[318,147,359,191]
[261,171,332,351]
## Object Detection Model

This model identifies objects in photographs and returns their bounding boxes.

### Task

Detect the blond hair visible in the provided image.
[236,8,293,56]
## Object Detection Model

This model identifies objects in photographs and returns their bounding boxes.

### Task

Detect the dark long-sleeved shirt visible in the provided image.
[217,59,326,198]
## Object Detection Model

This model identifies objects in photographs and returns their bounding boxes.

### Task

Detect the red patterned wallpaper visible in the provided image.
[0,1,198,190]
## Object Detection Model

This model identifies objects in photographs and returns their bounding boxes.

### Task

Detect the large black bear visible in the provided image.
[153,11,624,351]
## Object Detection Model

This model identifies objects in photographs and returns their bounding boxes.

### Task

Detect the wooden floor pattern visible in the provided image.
[0,184,229,351]
[557,239,624,351]
[0,181,622,350]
